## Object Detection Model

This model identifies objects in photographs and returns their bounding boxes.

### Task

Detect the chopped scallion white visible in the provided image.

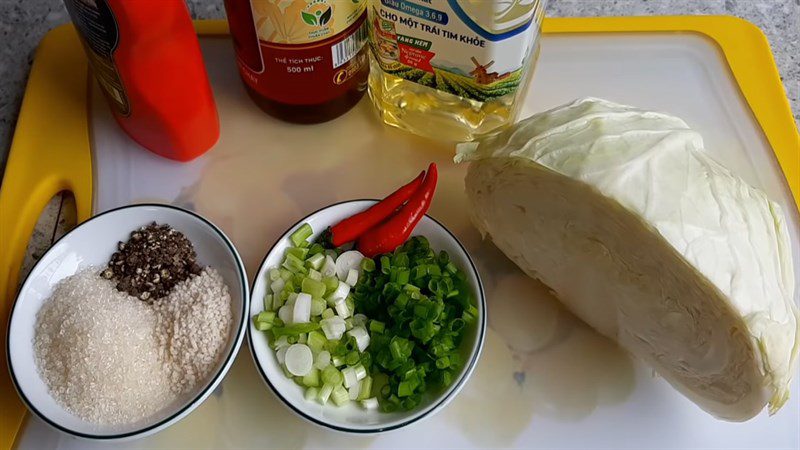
[342,366,358,388]
[335,299,351,319]
[284,344,313,376]
[306,253,325,271]
[292,293,312,324]
[353,363,367,381]
[276,346,288,365]
[328,281,351,305]
[278,304,293,325]
[305,387,318,401]
[318,383,334,404]
[349,380,361,400]
[335,251,364,281]
[270,277,285,295]
[331,385,349,406]
[321,255,337,278]
[310,297,326,316]
[274,335,289,350]
[347,326,370,352]
[345,268,359,287]
[314,350,331,370]
[308,268,323,281]
[353,313,368,327]
[361,397,379,410]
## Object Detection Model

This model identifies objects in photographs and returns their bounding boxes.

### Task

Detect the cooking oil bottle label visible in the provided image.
[369,0,545,102]
[229,0,368,105]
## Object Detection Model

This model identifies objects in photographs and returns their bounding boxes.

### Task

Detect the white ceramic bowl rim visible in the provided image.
[247,198,487,434]
[6,203,250,440]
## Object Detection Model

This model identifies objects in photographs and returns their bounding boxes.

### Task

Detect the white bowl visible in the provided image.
[7,204,249,441]
[248,199,486,433]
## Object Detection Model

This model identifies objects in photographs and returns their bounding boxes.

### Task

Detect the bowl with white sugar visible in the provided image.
[6,204,248,441]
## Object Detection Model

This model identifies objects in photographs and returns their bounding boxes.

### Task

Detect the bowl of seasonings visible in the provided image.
[7,204,248,440]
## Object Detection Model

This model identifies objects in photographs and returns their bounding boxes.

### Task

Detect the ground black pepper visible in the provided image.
[103,222,201,301]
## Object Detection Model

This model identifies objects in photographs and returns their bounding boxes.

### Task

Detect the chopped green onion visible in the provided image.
[380,256,391,273]
[269,268,281,282]
[314,350,331,370]
[342,366,358,388]
[285,247,309,261]
[357,375,373,401]
[397,381,414,397]
[321,365,343,386]
[331,385,349,406]
[318,383,334,404]
[302,368,320,387]
[282,254,306,273]
[290,223,313,247]
[301,277,326,298]
[264,223,476,413]
[305,386,319,401]
[322,276,339,294]
[310,297,326,316]
[307,330,327,353]
[256,310,276,324]
[345,351,360,366]
[254,320,272,331]
[369,320,385,334]
[263,294,274,311]
[360,258,376,272]
[306,253,325,270]
[307,268,322,281]
[348,380,362,400]
[271,322,320,338]
[361,397,379,410]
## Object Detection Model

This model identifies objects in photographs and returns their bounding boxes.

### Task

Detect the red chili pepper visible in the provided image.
[357,163,438,257]
[329,170,425,247]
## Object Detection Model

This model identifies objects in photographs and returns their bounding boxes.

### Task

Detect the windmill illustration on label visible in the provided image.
[469,57,512,85]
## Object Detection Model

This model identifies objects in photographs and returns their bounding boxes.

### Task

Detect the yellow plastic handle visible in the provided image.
[0,24,92,449]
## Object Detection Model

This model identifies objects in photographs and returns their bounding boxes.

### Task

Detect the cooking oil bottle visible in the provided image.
[367,0,547,142]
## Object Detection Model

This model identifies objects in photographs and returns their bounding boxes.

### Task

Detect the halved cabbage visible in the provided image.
[456,97,799,421]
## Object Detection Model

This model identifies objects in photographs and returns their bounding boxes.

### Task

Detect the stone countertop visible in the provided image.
[1,0,799,281]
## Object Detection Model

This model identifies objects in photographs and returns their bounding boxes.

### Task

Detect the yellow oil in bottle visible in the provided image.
[367,0,546,142]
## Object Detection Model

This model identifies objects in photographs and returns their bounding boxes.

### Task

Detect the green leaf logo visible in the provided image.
[301,11,317,26]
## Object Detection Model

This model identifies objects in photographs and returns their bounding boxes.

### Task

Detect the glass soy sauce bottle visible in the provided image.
[224,0,370,124]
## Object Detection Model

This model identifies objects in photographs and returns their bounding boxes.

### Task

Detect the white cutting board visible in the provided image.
[16,33,800,449]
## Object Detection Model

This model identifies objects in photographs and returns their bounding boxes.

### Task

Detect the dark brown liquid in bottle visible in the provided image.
[225,0,369,124]
[243,54,368,125]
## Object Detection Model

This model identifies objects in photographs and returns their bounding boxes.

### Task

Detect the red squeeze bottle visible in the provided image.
[63,0,219,162]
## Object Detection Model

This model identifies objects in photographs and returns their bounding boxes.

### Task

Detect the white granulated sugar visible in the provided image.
[33,269,174,425]
[152,267,232,395]
[33,266,233,426]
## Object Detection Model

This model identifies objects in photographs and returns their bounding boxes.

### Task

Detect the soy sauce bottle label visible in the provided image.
[229,0,369,106]
[63,0,130,116]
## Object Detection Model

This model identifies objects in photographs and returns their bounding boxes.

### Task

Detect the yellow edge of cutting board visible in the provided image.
[0,15,798,450]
